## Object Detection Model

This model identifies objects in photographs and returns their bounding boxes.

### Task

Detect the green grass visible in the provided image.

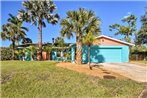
[1,61,143,98]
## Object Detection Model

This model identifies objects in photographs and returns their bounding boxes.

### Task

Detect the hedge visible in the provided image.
[1,47,13,60]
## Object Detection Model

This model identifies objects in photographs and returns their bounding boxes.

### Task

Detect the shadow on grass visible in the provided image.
[103,75,116,79]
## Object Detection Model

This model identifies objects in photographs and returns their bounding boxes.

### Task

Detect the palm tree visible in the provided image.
[1,14,28,60]
[18,0,59,60]
[60,8,100,64]
[83,32,96,69]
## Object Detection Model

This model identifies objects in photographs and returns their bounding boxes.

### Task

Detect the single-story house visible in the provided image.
[71,35,134,63]
[16,35,134,63]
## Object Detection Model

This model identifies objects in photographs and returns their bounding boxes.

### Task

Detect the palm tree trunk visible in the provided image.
[12,41,15,60]
[76,38,82,65]
[88,45,92,70]
[38,20,42,60]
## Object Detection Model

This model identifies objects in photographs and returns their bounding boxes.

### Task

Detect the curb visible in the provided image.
[138,84,147,98]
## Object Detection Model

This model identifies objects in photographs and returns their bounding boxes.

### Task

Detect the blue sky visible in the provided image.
[1,0,146,47]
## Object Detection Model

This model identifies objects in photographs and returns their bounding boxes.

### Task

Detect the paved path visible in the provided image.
[99,63,147,83]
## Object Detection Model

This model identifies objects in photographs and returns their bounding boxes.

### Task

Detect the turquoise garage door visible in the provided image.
[90,47,122,63]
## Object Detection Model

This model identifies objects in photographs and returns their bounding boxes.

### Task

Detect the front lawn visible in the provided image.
[1,61,143,98]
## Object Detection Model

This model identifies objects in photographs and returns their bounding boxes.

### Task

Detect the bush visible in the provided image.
[1,47,13,60]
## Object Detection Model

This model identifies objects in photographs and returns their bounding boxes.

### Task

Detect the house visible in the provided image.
[16,35,134,63]
[71,35,134,63]
[16,42,72,61]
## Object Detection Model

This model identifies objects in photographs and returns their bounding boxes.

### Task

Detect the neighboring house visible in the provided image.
[71,35,134,63]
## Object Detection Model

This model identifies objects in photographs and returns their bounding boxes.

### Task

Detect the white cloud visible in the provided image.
[123,12,132,19]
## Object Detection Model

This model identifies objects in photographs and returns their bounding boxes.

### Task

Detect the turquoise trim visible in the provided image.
[121,46,129,62]
[51,51,57,60]
[82,46,88,63]
[71,45,76,63]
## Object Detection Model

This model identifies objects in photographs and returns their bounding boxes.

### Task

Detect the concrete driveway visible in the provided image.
[99,63,147,82]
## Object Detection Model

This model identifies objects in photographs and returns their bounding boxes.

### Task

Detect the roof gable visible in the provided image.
[95,35,134,46]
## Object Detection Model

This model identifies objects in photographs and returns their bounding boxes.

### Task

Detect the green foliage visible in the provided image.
[1,14,28,43]
[130,45,147,61]
[64,50,71,61]
[60,8,101,64]
[122,14,136,27]
[22,38,32,44]
[14,46,37,61]
[23,48,31,57]
[1,61,143,98]
[82,32,95,45]
[82,32,94,67]
[18,0,59,60]
[124,37,131,43]
[54,37,65,47]
[109,14,137,42]
[23,46,37,60]
[18,1,60,26]
[28,46,37,56]
[1,48,13,60]
[135,7,147,45]
[15,49,24,60]
[131,45,147,53]
[60,8,101,40]
[42,45,52,53]
[1,14,28,59]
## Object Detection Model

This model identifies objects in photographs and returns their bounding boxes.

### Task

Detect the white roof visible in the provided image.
[96,35,135,46]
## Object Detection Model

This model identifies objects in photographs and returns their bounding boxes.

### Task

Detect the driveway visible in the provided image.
[99,63,147,82]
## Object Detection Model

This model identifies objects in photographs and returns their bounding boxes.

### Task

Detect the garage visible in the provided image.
[71,35,134,63]
[81,45,129,63]
[90,47,122,63]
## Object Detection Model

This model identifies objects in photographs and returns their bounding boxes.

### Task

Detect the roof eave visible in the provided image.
[96,35,135,47]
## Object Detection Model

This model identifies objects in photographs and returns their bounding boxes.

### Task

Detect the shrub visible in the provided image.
[1,47,13,60]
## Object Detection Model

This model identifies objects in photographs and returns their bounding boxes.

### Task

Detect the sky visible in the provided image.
[1,0,147,47]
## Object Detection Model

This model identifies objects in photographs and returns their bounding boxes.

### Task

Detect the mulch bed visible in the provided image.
[57,62,126,79]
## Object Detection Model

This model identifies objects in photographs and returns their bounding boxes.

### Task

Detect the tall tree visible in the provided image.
[135,8,147,45]
[109,14,137,42]
[18,0,59,60]
[1,14,28,59]
[61,8,100,64]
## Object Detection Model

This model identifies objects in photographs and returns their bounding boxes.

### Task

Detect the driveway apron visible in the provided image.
[100,63,147,82]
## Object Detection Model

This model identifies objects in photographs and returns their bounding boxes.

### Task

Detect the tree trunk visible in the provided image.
[38,20,42,60]
[76,38,82,65]
[88,45,92,70]
[12,41,15,60]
